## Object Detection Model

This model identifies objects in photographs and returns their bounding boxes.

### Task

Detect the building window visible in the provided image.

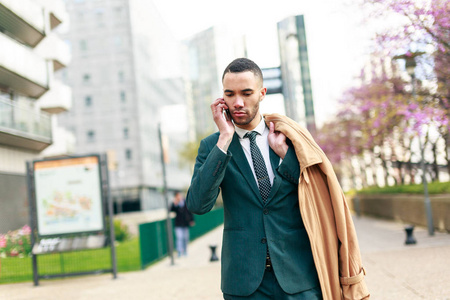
[123,127,129,139]
[80,40,87,51]
[125,149,132,160]
[83,74,91,84]
[87,130,95,142]
[95,8,105,27]
[85,96,92,106]
[120,91,126,102]
[118,71,124,83]
[114,36,122,48]
[114,7,122,16]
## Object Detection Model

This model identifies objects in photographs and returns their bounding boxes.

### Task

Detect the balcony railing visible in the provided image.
[0,96,52,151]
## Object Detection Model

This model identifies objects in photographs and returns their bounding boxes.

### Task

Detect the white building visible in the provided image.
[57,0,191,212]
[184,26,247,138]
[0,0,73,231]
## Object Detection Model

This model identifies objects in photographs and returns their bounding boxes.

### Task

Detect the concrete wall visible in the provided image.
[0,173,29,232]
[351,194,450,232]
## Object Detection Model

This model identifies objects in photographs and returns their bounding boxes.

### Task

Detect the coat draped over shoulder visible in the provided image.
[264,113,370,300]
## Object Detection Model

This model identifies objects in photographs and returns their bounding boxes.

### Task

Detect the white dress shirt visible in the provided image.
[234,116,276,186]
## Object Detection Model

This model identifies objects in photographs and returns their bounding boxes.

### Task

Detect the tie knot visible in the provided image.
[244,131,258,142]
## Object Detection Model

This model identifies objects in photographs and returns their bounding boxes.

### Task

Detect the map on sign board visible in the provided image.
[34,156,104,236]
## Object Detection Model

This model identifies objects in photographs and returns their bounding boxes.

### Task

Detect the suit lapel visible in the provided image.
[228,133,261,201]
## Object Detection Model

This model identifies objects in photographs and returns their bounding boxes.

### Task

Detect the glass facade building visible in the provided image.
[277,15,316,134]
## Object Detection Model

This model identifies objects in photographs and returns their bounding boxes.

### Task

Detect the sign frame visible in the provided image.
[32,154,106,238]
[27,153,117,285]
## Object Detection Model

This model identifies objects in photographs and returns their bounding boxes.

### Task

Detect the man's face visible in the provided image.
[222,71,267,131]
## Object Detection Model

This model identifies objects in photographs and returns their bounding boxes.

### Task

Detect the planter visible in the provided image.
[350,193,450,232]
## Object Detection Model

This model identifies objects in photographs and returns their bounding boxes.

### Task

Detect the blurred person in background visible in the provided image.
[170,191,194,257]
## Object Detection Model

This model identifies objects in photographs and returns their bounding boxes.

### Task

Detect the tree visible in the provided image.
[318,0,449,187]
[320,48,448,187]
[362,0,450,174]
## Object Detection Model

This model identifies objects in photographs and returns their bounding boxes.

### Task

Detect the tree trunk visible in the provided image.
[431,142,439,182]
[379,155,389,186]
[444,131,450,180]
[405,137,414,184]
[369,151,379,187]
[358,157,369,188]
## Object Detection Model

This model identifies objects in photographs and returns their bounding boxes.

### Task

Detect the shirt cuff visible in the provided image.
[218,146,227,154]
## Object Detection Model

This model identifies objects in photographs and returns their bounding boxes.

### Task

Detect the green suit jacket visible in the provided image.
[186,132,319,296]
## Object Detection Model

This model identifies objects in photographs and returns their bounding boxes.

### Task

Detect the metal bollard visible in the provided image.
[404,225,417,245]
[209,245,219,262]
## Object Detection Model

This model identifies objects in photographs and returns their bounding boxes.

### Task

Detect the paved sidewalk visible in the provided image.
[1,216,449,299]
[355,216,450,300]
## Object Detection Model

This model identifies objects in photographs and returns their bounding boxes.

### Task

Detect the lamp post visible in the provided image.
[393,51,434,236]
[158,122,175,265]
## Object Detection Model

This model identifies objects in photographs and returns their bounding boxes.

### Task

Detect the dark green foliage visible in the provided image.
[358,181,450,194]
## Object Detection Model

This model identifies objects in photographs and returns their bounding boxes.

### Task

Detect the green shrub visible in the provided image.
[358,181,450,195]
[114,219,131,242]
[105,218,131,242]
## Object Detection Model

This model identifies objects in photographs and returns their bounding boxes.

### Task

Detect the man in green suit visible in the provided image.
[186,58,322,299]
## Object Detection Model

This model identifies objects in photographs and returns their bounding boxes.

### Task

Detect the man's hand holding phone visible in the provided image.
[211,98,234,152]
[223,108,232,122]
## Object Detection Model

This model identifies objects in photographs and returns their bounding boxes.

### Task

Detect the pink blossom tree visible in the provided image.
[361,0,450,175]
[318,0,449,186]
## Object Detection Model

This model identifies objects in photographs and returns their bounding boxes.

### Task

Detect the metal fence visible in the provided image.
[139,207,224,269]
[0,237,140,284]
[0,207,224,284]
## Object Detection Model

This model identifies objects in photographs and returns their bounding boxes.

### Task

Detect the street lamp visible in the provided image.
[158,122,175,265]
[157,104,190,265]
[393,51,434,236]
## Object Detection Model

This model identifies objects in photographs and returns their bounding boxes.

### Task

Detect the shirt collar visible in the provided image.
[235,115,266,139]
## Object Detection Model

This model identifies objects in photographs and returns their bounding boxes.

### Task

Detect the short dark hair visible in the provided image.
[222,58,263,83]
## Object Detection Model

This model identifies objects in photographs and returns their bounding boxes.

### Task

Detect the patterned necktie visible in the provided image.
[244,131,271,202]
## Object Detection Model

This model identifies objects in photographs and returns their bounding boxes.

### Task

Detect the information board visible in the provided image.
[33,156,104,236]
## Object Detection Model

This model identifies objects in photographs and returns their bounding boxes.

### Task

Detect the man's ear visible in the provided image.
[260,87,267,101]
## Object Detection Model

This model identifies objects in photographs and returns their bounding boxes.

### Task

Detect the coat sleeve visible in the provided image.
[325,164,370,300]
[277,144,300,185]
[186,139,232,215]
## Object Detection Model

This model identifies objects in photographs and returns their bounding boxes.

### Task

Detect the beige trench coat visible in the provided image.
[265,114,370,300]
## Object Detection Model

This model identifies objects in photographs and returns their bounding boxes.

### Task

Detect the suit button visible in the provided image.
[261,238,267,244]
[263,209,269,215]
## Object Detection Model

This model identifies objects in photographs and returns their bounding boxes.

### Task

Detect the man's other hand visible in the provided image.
[268,122,288,159]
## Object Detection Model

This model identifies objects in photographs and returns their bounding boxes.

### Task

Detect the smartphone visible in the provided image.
[223,109,232,122]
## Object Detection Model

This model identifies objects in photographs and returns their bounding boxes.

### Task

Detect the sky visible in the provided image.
[153,0,378,127]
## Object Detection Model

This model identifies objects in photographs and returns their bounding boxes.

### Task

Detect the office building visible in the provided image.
[185,26,247,138]
[58,0,191,212]
[277,15,316,134]
[0,0,72,231]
